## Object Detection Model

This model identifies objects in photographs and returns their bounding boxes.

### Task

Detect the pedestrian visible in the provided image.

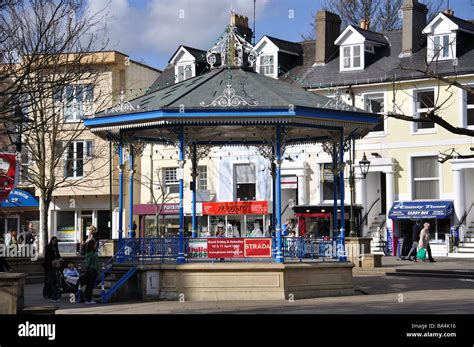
[216,224,225,237]
[83,239,100,304]
[0,239,11,272]
[419,222,435,263]
[215,225,225,262]
[4,230,11,247]
[19,224,33,245]
[281,219,292,237]
[132,220,137,238]
[9,230,18,247]
[404,219,422,261]
[42,236,62,299]
[88,225,98,242]
[417,222,435,262]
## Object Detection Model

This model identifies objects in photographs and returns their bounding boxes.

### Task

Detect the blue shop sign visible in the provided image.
[388,200,454,220]
[0,189,39,208]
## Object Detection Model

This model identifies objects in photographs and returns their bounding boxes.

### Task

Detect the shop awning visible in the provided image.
[388,200,454,220]
[294,212,330,218]
[0,189,38,208]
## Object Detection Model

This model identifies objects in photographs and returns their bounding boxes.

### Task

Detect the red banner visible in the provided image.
[203,201,268,215]
[207,238,244,258]
[0,153,17,203]
[205,238,272,258]
[244,238,272,258]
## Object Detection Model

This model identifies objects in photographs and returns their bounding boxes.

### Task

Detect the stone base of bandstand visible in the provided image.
[0,273,27,314]
[135,262,354,301]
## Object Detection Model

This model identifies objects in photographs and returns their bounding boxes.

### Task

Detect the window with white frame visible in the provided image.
[64,141,93,178]
[176,64,193,82]
[412,156,439,200]
[364,93,385,133]
[164,168,179,194]
[341,45,362,71]
[321,163,340,201]
[55,84,94,122]
[198,165,207,191]
[259,55,275,76]
[429,34,454,60]
[414,90,435,131]
[466,90,474,127]
[235,164,256,201]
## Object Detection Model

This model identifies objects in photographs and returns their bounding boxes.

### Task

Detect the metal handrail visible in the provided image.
[455,203,474,229]
[355,197,381,234]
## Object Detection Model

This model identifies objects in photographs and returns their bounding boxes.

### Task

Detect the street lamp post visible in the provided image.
[4,107,28,153]
[349,143,371,237]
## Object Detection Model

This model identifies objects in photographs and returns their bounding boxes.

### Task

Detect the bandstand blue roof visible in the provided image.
[84,67,381,145]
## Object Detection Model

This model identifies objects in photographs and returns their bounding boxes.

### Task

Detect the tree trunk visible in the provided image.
[39,196,51,255]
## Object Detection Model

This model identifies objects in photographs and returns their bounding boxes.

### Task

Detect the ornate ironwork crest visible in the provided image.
[105,89,140,114]
[206,24,258,68]
[200,84,258,107]
[322,89,358,112]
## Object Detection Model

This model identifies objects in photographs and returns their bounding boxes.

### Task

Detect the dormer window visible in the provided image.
[428,34,454,60]
[421,12,474,62]
[176,64,193,82]
[335,25,388,72]
[169,45,204,83]
[341,45,362,71]
[260,55,275,76]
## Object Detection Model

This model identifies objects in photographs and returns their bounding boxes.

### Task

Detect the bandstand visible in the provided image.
[84,23,381,301]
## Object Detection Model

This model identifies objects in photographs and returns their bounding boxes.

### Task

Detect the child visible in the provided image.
[63,262,80,286]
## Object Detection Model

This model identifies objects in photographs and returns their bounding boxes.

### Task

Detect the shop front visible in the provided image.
[388,200,453,256]
[0,188,39,240]
[136,203,205,237]
[293,205,362,238]
[202,201,271,237]
[50,196,113,254]
[135,203,180,237]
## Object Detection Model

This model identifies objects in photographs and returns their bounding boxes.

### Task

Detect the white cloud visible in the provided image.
[86,0,269,67]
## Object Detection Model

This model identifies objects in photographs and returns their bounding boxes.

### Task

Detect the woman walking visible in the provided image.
[42,237,62,299]
[83,239,100,304]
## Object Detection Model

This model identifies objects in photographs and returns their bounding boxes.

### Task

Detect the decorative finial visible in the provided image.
[105,88,140,114]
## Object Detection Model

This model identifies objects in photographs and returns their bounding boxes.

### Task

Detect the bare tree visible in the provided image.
[387,39,474,163]
[0,0,110,252]
[138,152,175,237]
[301,0,443,39]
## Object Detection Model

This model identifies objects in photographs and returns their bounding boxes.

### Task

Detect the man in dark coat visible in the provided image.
[404,220,422,261]
[42,237,62,298]
[403,220,435,262]
[0,238,11,272]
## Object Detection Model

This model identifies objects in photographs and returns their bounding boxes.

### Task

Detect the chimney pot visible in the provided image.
[359,19,370,30]
[443,9,454,16]
[230,12,252,43]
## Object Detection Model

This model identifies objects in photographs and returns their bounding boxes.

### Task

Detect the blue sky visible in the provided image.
[88,0,474,70]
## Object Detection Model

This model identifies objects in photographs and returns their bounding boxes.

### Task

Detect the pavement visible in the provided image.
[22,256,474,314]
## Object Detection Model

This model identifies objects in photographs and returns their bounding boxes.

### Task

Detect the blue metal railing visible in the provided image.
[277,236,341,262]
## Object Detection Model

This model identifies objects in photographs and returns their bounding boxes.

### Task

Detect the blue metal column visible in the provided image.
[191,143,197,238]
[271,147,276,232]
[177,128,186,264]
[118,143,124,254]
[128,145,134,239]
[339,134,347,261]
[332,146,338,259]
[275,125,284,263]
